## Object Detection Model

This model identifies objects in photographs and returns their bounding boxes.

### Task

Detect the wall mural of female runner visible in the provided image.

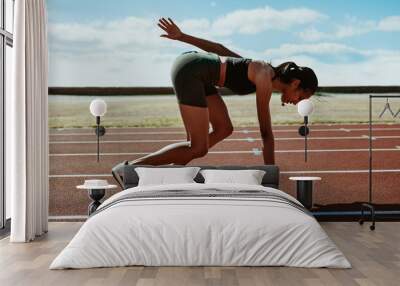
[129,17,318,166]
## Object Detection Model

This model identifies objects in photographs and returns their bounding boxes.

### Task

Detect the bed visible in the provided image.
[50,165,351,269]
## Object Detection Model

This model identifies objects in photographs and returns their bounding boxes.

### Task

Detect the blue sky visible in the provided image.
[47,0,400,86]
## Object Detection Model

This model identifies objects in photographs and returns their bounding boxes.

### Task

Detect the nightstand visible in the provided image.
[77,181,117,215]
[289,176,321,210]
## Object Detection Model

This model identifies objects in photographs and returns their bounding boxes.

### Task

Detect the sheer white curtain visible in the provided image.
[7,0,49,242]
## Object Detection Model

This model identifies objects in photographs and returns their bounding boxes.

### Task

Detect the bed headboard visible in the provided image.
[112,164,280,190]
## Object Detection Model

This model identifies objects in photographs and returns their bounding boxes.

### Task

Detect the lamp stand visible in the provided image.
[304,116,308,162]
[94,117,106,162]
[96,116,100,162]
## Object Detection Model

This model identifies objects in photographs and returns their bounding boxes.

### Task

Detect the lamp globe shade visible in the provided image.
[90,99,107,117]
[297,99,314,117]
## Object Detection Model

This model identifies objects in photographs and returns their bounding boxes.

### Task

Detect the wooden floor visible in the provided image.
[0,222,399,286]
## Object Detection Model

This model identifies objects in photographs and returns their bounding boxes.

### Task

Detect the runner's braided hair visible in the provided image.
[272,62,318,94]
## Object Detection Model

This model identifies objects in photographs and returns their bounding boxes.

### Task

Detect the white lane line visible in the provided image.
[50,123,399,131]
[49,215,87,220]
[49,168,400,178]
[49,127,400,136]
[347,127,400,131]
[362,135,377,140]
[50,151,257,157]
[281,169,400,174]
[48,135,400,144]
[49,174,113,178]
[276,148,400,153]
[50,139,183,144]
[49,148,400,157]
[246,137,255,142]
[375,135,400,139]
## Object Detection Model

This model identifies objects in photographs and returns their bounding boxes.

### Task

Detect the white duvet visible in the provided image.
[50,183,351,269]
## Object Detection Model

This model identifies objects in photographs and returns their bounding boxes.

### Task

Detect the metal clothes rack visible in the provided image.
[359,95,400,230]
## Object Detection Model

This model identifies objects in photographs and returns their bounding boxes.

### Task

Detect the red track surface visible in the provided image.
[49,124,400,216]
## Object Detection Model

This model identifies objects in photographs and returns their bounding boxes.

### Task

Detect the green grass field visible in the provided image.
[49,93,399,128]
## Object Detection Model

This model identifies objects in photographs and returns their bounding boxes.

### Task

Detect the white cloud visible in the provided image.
[48,5,325,55]
[298,27,328,41]
[48,6,326,86]
[263,42,360,58]
[211,6,326,36]
[263,42,400,60]
[49,50,177,86]
[175,6,325,37]
[377,16,400,31]
[48,9,399,87]
[298,15,400,41]
[313,56,400,86]
[335,18,375,38]
[259,43,400,86]
[179,18,212,38]
[49,41,400,87]
[49,16,180,53]
[264,53,400,86]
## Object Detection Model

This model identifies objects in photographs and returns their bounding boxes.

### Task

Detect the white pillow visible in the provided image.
[135,167,201,186]
[200,169,266,185]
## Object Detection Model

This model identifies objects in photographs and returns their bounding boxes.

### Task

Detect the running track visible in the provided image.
[49,123,400,217]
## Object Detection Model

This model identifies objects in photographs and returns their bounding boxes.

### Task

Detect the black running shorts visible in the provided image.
[171,51,221,107]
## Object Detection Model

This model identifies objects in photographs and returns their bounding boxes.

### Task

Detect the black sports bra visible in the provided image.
[223,57,256,95]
